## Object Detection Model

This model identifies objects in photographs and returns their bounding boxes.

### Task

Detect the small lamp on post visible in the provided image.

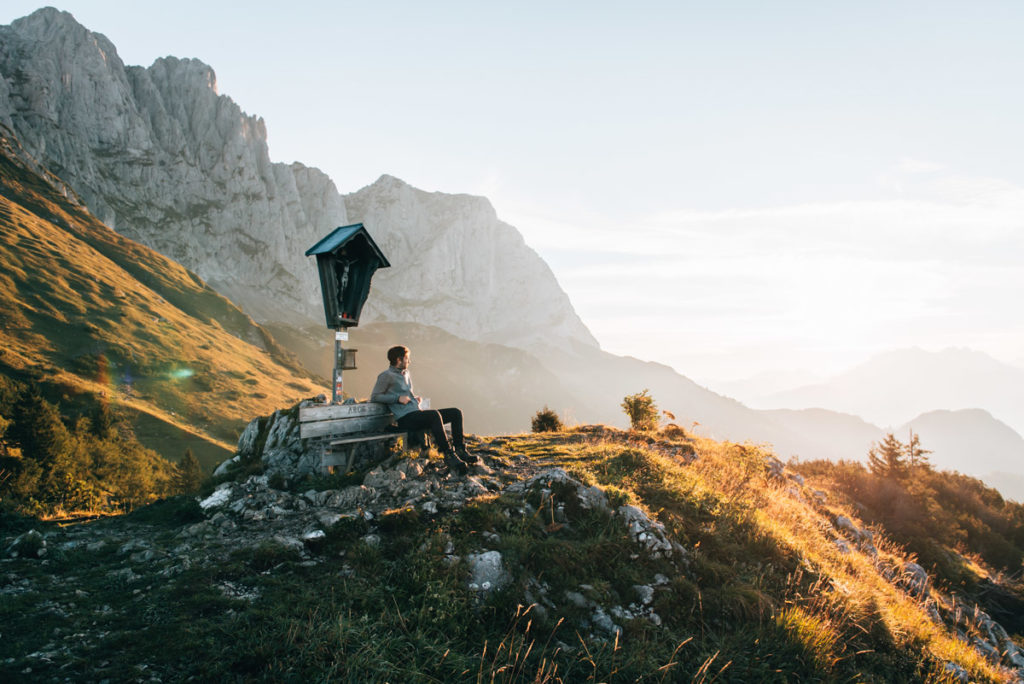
[305,223,390,404]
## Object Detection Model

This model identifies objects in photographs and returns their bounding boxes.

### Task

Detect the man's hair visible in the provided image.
[387,345,409,366]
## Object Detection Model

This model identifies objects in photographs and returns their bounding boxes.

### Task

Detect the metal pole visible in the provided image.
[332,329,348,404]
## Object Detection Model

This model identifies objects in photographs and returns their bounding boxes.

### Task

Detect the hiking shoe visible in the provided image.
[444,452,468,475]
[456,447,478,465]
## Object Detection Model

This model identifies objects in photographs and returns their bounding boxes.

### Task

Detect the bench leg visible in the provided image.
[343,444,356,474]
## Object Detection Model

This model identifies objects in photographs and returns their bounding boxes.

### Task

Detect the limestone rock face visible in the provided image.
[0,8,598,353]
[0,8,343,326]
[346,175,597,351]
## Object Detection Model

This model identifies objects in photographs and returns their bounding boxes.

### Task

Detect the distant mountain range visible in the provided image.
[748,347,1024,437]
[1,7,1022,501]
[897,409,1024,482]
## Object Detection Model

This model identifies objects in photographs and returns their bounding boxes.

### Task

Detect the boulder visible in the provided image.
[467,550,510,593]
[6,529,46,558]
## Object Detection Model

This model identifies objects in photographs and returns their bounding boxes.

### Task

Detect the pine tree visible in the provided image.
[7,388,68,471]
[0,414,10,458]
[905,430,932,470]
[868,433,907,479]
[176,449,205,493]
[90,398,115,439]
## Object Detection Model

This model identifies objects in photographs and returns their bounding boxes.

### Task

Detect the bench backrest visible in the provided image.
[299,403,394,439]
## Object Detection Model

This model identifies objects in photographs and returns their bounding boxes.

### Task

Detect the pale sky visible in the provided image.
[3,2,1023,384]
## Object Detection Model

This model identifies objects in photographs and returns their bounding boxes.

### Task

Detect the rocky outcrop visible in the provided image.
[0,8,597,353]
[218,401,401,481]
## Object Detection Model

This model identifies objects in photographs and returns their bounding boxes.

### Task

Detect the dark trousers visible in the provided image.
[397,408,464,453]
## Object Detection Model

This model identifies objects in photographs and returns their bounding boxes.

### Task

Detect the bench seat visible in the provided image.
[299,403,406,474]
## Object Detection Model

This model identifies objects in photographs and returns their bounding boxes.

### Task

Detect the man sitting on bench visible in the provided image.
[370,345,477,474]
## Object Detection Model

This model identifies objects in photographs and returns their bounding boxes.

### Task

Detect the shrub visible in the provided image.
[531,406,564,433]
[621,389,658,431]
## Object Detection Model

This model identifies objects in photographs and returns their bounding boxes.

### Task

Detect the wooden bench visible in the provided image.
[299,402,407,474]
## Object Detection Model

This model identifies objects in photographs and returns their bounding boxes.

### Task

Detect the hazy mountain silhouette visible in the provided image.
[754,347,1024,436]
[710,369,822,405]
[897,409,1024,501]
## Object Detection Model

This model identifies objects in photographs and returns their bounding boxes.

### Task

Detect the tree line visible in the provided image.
[0,376,204,518]
[798,431,1024,584]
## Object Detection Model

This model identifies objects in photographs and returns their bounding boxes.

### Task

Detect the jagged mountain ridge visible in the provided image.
[0,7,595,353]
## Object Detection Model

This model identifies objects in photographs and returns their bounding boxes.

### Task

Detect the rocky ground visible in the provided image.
[0,430,692,681]
[3,428,1024,682]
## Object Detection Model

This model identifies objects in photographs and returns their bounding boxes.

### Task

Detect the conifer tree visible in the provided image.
[905,430,932,469]
[7,388,68,471]
[868,432,907,479]
[176,449,205,493]
[0,414,9,458]
[90,398,115,439]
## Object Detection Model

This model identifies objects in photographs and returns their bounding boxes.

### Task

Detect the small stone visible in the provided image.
[564,591,589,608]
[130,550,155,564]
[317,512,343,528]
[942,662,969,683]
[590,607,622,638]
[199,484,233,510]
[3,530,45,559]
[633,584,655,606]
[834,516,856,534]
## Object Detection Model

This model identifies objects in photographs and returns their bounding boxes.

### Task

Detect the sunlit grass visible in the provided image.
[0,151,325,466]
[501,428,1016,682]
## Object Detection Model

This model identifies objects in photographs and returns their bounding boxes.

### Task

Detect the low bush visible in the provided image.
[622,389,658,431]
[530,406,563,433]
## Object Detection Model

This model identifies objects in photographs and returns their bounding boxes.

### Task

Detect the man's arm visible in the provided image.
[370,372,398,404]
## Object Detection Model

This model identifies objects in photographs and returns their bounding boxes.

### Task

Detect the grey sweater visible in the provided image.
[370,366,419,419]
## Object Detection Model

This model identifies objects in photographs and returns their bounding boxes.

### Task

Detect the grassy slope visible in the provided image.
[1,429,1019,682]
[0,128,324,469]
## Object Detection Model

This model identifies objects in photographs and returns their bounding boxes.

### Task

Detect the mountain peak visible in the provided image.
[148,56,219,94]
[14,6,82,32]
[9,8,122,69]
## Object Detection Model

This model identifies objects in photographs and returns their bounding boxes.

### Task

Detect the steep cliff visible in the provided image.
[0,9,344,326]
[0,8,596,352]
[346,175,597,351]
